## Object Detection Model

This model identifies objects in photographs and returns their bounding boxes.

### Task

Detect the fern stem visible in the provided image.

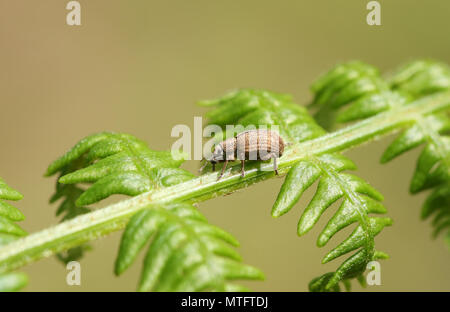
[0,91,449,274]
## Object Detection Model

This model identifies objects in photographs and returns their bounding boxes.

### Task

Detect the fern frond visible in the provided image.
[381,113,450,191]
[383,114,450,242]
[200,89,325,143]
[422,182,450,246]
[381,61,450,245]
[311,61,414,126]
[45,132,263,291]
[0,272,28,292]
[0,178,26,246]
[274,155,392,291]
[201,89,392,291]
[310,59,450,125]
[308,250,387,292]
[383,61,450,191]
[46,132,195,264]
[0,178,27,292]
[389,59,450,98]
[115,202,263,291]
[310,60,450,247]
[46,132,195,207]
[2,61,449,291]
[309,61,404,128]
[49,162,92,263]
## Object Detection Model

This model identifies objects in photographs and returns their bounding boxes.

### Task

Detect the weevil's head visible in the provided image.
[199,143,225,173]
[210,143,224,164]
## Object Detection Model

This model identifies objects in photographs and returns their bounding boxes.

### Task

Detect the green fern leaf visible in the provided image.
[309,61,400,128]
[310,61,415,126]
[421,182,450,245]
[0,272,28,292]
[200,89,325,143]
[0,178,26,244]
[309,250,387,292]
[275,154,391,290]
[49,162,92,263]
[382,61,450,189]
[46,132,195,264]
[311,60,450,247]
[201,89,392,291]
[115,202,264,291]
[311,59,450,125]
[0,177,27,291]
[337,91,410,123]
[380,61,450,246]
[390,59,450,97]
[46,132,194,207]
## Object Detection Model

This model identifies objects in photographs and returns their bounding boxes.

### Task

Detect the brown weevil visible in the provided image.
[200,129,285,180]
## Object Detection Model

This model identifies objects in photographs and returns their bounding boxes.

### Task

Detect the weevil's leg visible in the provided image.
[217,160,228,180]
[212,163,216,172]
[240,160,245,177]
[273,156,279,175]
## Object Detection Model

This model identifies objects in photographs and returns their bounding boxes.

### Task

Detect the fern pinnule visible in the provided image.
[310,61,414,126]
[389,59,450,97]
[310,59,450,247]
[48,161,93,263]
[309,61,403,128]
[115,202,264,291]
[310,61,380,108]
[0,177,26,245]
[421,182,450,245]
[46,132,195,207]
[200,89,325,144]
[307,60,450,193]
[46,132,196,264]
[382,60,450,189]
[379,61,450,245]
[274,153,392,291]
[0,177,27,292]
[311,60,450,127]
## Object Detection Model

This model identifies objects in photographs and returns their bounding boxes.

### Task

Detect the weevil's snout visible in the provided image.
[199,154,218,173]
[211,144,224,161]
[199,144,223,173]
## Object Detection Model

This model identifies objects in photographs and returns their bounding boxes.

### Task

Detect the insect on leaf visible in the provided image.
[201,89,392,291]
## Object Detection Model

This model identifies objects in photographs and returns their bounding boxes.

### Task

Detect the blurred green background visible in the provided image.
[1,0,449,291]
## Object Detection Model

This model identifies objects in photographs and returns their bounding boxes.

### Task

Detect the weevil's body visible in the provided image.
[201,129,285,180]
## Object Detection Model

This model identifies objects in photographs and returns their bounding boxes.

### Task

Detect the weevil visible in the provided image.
[199,129,285,180]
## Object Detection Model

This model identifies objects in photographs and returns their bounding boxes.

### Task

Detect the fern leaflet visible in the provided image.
[115,202,264,291]
[0,177,27,291]
[46,132,195,206]
[310,60,450,247]
[49,161,92,263]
